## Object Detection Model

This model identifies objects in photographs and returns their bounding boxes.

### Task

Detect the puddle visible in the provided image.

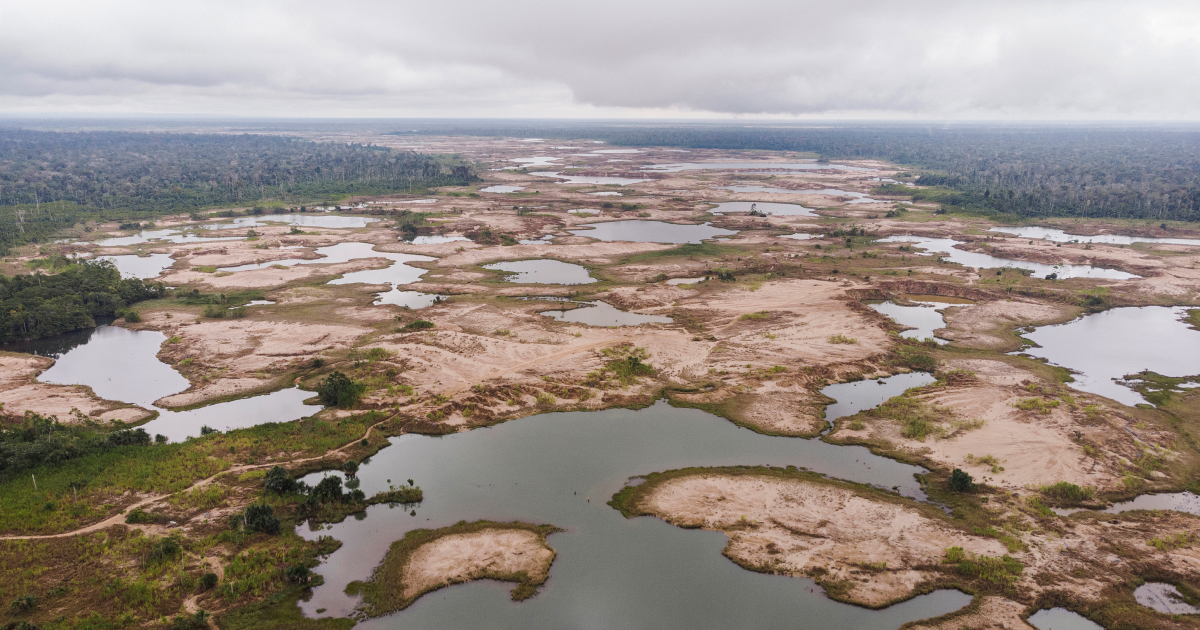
[518,235,555,245]
[868,302,949,344]
[34,326,320,441]
[98,254,175,279]
[588,148,641,154]
[1021,306,1200,406]
[643,162,874,173]
[480,185,525,193]
[204,214,379,229]
[589,191,623,196]
[820,372,938,428]
[1135,582,1200,614]
[665,277,706,285]
[539,301,672,326]
[568,220,736,244]
[782,233,819,240]
[373,289,442,309]
[710,201,818,217]
[990,226,1200,247]
[483,260,597,285]
[96,229,242,247]
[245,300,275,306]
[531,171,652,186]
[877,236,1139,280]
[403,235,471,245]
[1028,608,1103,630]
[295,401,960,627]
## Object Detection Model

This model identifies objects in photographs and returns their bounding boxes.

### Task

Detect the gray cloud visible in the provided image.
[2,0,1200,118]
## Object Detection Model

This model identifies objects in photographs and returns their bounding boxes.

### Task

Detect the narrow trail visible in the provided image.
[0,414,397,541]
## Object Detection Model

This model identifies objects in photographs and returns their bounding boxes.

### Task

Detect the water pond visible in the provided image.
[718,185,880,203]
[1135,582,1200,614]
[589,191,622,196]
[510,157,561,167]
[480,185,526,193]
[877,236,1139,280]
[782,233,819,240]
[539,301,672,326]
[868,302,949,344]
[1021,307,1200,407]
[643,162,873,173]
[218,244,434,286]
[710,201,818,217]
[96,229,242,247]
[820,372,938,428]
[665,277,706,285]
[204,214,380,229]
[373,289,442,309]
[531,171,651,186]
[403,235,471,245]
[99,254,175,279]
[568,220,736,244]
[34,326,321,441]
[296,402,960,628]
[990,226,1200,247]
[1027,607,1103,630]
[483,260,597,285]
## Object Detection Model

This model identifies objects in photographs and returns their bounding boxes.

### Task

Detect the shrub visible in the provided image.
[316,371,366,409]
[1039,481,1095,503]
[264,466,306,495]
[310,357,326,368]
[198,573,219,591]
[123,310,142,323]
[201,304,226,319]
[284,564,312,585]
[949,468,974,492]
[10,594,36,611]
[241,504,280,535]
[125,508,159,524]
[827,334,858,344]
[740,311,771,321]
[404,320,435,330]
[199,425,218,436]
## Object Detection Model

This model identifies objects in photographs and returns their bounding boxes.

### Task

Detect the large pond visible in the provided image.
[710,201,818,217]
[296,402,962,628]
[483,260,597,285]
[990,226,1200,247]
[99,254,176,279]
[539,301,673,326]
[868,302,950,344]
[531,171,651,186]
[32,326,321,441]
[204,214,380,229]
[643,162,874,173]
[568,220,736,244]
[1022,306,1200,407]
[877,236,1139,280]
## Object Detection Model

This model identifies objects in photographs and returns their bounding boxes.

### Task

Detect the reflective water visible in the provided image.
[531,171,651,186]
[204,214,379,229]
[644,162,874,173]
[403,235,471,245]
[480,185,525,193]
[820,372,938,428]
[782,233,819,240]
[589,191,622,196]
[96,229,242,247]
[373,289,442,309]
[665,277,706,285]
[99,254,175,279]
[511,157,561,167]
[540,301,673,326]
[35,326,320,440]
[990,226,1200,247]
[568,220,736,244]
[1028,608,1103,630]
[869,302,949,343]
[710,201,818,217]
[295,402,956,628]
[1022,307,1200,406]
[484,260,597,285]
[877,236,1140,280]
[1135,582,1200,614]
[218,243,433,278]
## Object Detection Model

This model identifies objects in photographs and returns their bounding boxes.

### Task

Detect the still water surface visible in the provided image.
[710,201,818,217]
[990,226,1200,247]
[296,402,960,628]
[539,301,672,326]
[568,220,735,244]
[877,236,1139,280]
[98,254,175,279]
[1027,608,1103,630]
[483,260,597,284]
[868,302,949,343]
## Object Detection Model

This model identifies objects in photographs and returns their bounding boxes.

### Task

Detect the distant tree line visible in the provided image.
[393,123,1200,222]
[0,130,478,252]
[0,258,164,343]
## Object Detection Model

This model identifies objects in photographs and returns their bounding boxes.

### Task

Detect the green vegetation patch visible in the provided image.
[351,520,562,617]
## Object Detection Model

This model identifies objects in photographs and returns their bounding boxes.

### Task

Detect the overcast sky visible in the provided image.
[3,0,1200,120]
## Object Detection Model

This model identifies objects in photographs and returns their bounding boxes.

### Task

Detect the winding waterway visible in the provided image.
[877,236,1139,280]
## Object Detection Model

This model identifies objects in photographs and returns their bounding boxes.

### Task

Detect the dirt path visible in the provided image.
[0,414,396,541]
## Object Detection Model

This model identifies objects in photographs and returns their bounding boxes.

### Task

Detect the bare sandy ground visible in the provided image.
[638,474,1005,606]
[0,354,149,423]
[908,596,1034,630]
[939,298,1075,349]
[400,529,554,601]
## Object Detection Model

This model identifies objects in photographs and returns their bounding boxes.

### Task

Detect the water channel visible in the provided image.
[295,401,964,629]
[877,236,1139,280]
[568,220,736,244]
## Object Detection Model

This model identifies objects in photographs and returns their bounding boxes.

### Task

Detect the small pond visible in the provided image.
[1135,582,1200,614]
[782,233,819,240]
[820,372,938,428]
[218,243,433,285]
[99,254,175,279]
[483,260,597,285]
[373,289,442,309]
[868,302,949,344]
[204,214,380,229]
[643,162,874,173]
[510,157,561,167]
[539,301,672,326]
[990,226,1200,247]
[589,191,622,196]
[34,326,321,441]
[403,235,471,245]
[568,220,736,244]
[718,185,880,203]
[1027,607,1103,630]
[480,185,525,193]
[295,401,958,628]
[531,171,651,186]
[710,201,818,217]
[877,236,1139,280]
[1021,307,1200,407]
[665,277,706,285]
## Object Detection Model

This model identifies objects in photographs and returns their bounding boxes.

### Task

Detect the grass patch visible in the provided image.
[827,334,858,344]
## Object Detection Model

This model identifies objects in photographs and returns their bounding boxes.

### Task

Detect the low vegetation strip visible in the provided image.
[350,520,562,617]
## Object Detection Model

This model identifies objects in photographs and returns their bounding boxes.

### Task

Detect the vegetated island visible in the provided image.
[348,520,562,617]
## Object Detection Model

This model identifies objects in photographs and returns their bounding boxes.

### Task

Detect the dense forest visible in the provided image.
[0,259,164,343]
[394,122,1200,222]
[0,130,477,252]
